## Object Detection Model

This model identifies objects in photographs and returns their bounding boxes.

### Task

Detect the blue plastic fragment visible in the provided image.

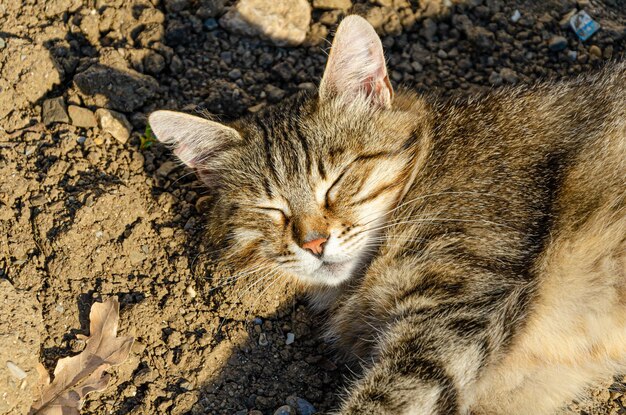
[569,10,600,41]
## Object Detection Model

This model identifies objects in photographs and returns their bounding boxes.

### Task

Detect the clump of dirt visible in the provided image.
[1,0,625,414]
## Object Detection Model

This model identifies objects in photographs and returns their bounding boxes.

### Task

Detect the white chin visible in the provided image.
[304,260,355,287]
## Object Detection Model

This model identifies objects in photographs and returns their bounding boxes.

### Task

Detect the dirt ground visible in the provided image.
[1,0,625,414]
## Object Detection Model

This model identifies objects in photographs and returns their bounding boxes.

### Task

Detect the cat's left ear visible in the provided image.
[148,110,241,169]
[319,15,393,108]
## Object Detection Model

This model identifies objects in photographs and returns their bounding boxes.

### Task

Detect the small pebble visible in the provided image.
[186,285,197,298]
[589,45,602,58]
[76,136,87,144]
[6,361,27,380]
[156,161,178,177]
[273,405,296,415]
[179,380,193,391]
[285,332,295,345]
[286,396,316,415]
[548,36,568,52]
[258,332,269,346]
[511,10,521,23]
[204,18,218,30]
[0,38,6,49]
[252,317,263,325]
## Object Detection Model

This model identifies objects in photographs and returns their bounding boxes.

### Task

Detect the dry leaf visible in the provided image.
[30,297,134,415]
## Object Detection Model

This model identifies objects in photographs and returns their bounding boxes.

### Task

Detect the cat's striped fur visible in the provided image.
[149,16,626,415]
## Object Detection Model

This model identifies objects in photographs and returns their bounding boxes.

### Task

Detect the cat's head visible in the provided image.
[149,16,429,287]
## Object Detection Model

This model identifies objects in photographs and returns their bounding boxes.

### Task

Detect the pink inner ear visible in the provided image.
[364,73,393,108]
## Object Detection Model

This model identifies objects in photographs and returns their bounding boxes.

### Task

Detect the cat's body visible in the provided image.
[149,16,626,415]
[318,74,626,414]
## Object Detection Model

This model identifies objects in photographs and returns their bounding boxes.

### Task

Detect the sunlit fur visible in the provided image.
[150,15,626,415]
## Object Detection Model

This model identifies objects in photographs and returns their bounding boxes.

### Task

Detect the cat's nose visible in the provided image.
[301,235,328,258]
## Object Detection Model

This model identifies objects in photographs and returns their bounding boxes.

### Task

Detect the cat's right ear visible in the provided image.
[319,15,393,108]
[148,110,241,169]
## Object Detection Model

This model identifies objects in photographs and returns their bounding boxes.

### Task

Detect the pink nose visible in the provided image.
[301,237,327,256]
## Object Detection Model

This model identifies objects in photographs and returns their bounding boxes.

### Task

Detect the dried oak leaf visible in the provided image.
[30,297,134,415]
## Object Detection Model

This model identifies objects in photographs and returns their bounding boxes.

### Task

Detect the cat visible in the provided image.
[148,15,626,415]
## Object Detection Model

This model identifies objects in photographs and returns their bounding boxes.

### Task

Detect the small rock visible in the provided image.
[228,68,242,80]
[258,332,269,346]
[96,109,132,144]
[186,285,197,299]
[0,38,6,49]
[195,195,212,212]
[68,105,97,128]
[144,52,166,74]
[548,35,568,52]
[286,396,316,415]
[274,405,297,415]
[365,7,385,31]
[265,84,286,103]
[248,103,266,113]
[6,361,27,380]
[567,50,578,61]
[298,82,316,91]
[42,97,70,125]
[383,12,402,36]
[156,161,179,177]
[272,61,294,81]
[560,9,577,29]
[170,55,184,73]
[165,0,190,12]
[420,18,438,42]
[319,10,341,26]
[589,45,602,58]
[500,68,519,84]
[466,26,495,51]
[165,20,190,46]
[285,332,295,345]
[488,71,503,86]
[204,18,218,30]
[179,380,194,391]
[219,0,311,46]
[510,9,521,23]
[312,0,351,10]
[304,22,328,47]
[196,0,225,18]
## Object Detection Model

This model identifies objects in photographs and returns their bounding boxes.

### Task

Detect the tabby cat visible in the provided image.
[149,15,626,415]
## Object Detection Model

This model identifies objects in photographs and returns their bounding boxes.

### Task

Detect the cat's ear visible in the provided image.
[319,15,393,108]
[148,110,241,169]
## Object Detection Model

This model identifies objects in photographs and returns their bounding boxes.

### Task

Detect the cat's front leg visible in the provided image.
[338,356,460,415]
[336,284,530,415]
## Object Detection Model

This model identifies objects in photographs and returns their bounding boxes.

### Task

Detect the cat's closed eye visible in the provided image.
[254,206,290,223]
